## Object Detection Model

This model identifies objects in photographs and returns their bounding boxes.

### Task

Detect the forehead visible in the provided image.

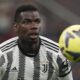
[20,11,40,19]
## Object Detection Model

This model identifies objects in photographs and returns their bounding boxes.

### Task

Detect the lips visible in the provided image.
[29,29,39,35]
[29,33,38,37]
[28,31,39,39]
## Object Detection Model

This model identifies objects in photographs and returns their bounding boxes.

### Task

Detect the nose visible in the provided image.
[31,21,40,29]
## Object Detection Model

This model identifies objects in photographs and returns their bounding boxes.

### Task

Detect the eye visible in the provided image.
[21,19,32,24]
[20,18,41,24]
[34,19,40,24]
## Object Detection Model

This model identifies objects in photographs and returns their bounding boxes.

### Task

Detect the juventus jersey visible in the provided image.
[0,36,73,80]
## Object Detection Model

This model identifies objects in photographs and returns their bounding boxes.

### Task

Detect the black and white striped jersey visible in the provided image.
[0,36,73,80]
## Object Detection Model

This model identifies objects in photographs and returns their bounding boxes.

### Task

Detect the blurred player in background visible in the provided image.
[0,4,73,80]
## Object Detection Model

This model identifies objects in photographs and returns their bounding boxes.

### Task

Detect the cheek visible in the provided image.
[38,24,42,31]
[17,26,28,35]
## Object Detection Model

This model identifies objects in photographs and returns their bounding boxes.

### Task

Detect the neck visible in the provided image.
[18,37,40,56]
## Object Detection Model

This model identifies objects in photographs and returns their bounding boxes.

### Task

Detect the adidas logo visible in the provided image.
[10,67,18,72]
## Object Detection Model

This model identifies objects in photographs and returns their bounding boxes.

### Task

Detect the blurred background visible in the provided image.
[0,0,80,80]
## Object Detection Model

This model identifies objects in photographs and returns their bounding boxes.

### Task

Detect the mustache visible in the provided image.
[29,32,39,35]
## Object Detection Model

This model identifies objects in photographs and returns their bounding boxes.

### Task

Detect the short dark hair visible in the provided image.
[14,4,38,22]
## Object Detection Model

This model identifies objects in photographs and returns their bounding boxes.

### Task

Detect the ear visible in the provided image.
[13,23,18,32]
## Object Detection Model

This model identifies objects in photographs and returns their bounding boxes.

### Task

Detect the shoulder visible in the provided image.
[40,36,59,53]
[0,36,18,52]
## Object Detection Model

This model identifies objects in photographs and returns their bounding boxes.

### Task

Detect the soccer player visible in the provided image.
[0,4,73,80]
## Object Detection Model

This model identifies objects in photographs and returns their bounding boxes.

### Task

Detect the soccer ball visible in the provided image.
[59,25,80,62]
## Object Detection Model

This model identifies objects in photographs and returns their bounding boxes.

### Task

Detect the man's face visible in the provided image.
[15,11,41,42]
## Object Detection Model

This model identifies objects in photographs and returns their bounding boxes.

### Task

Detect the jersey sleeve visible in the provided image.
[58,71,73,80]
[56,50,73,80]
[0,51,7,79]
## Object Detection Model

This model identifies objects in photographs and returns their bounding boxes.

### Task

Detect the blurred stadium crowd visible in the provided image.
[0,0,80,80]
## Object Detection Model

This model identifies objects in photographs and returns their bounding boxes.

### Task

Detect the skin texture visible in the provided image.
[14,11,42,55]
